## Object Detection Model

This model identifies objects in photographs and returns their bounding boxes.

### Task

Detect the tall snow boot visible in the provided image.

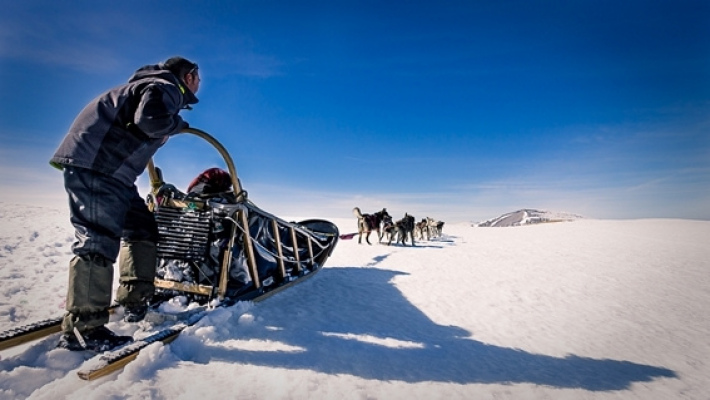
[62,254,114,334]
[59,254,133,352]
[115,240,157,323]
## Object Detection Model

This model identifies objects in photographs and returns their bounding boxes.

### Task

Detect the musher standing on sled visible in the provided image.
[49,56,201,351]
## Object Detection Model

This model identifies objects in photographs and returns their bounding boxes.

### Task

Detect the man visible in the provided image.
[50,56,200,352]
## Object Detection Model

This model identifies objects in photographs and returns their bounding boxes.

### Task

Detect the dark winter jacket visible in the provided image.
[50,64,199,187]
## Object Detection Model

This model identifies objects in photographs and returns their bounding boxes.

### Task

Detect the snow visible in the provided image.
[477,209,584,227]
[1,202,709,399]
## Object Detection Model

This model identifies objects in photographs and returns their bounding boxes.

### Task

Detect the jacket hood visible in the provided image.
[128,64,199,106]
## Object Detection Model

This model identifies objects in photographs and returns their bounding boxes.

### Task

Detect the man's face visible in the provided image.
[185,69,200,94]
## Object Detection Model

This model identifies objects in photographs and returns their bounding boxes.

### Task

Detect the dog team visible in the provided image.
[352,207,445,246]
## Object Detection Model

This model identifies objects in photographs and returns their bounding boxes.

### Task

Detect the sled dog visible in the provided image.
[415,218,429,240]
[390,213,416,246]
[426,217,445,238]
[352,207,390,245]
[380,215,397,244]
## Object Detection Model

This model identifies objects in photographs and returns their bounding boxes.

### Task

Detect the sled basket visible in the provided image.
[148,128,339,303]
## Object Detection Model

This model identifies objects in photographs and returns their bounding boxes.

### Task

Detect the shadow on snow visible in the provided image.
[176,266,676,392]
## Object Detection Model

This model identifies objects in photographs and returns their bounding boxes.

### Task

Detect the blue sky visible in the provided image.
[1,1,708,222]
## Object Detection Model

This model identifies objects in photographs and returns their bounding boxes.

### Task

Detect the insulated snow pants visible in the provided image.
[61,166,158,334]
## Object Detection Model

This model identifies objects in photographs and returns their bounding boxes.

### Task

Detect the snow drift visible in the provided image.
[477,209,584,227]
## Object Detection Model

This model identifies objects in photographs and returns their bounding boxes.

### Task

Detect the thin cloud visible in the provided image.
[0,9,125,73]
[216,52,284,79]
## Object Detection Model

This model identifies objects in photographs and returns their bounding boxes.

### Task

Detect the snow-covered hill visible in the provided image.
[1,203,709,399]
[477,209,584,227]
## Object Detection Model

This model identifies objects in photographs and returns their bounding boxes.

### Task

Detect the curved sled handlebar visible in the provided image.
[147,127,246,202]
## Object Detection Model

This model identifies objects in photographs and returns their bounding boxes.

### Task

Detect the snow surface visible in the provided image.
[1,202,709,399]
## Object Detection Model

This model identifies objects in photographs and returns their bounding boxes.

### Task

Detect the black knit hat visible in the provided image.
[163,56,198,80]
